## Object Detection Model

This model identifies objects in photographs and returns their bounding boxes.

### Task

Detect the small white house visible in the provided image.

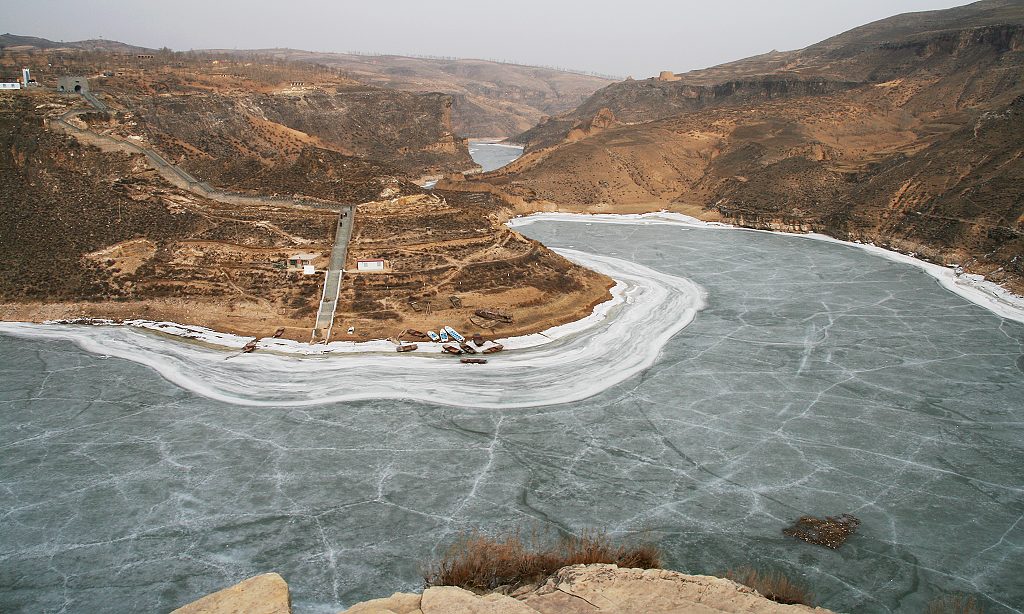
[0,82,21,91]
[286,253,318,274]
[356,259,387,272]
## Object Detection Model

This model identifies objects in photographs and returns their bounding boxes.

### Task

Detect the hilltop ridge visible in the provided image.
[0,34,613,139]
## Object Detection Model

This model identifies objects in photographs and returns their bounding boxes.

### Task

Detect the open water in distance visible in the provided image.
[468,140,523,172]
[1,220,1022,613]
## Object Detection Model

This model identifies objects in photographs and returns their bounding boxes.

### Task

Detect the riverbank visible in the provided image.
[0,247,706,409]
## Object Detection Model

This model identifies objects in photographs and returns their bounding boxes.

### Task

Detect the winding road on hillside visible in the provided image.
[48,95,356,341]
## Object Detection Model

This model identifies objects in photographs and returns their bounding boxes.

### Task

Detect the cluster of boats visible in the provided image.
[394,325,504,364]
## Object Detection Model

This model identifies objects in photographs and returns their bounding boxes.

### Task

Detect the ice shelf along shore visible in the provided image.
[0,248,706,409]
[509,211,1024,325]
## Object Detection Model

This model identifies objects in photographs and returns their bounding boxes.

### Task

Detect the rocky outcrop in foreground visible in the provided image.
[172,565,834,613]
[171,572,290,614]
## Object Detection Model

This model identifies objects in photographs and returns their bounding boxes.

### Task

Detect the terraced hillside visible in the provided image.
[0,95,336,339]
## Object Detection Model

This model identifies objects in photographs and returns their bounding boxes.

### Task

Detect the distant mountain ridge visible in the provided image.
[206,48,615,137]
[0,33,150,54]
[0,33,613,138]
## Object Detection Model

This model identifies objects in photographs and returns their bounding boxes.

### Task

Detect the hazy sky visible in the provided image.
[3,0,972,77]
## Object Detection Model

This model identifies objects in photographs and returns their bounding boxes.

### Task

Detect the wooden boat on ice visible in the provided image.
[474,308,513,323]
[396,343,418,352]
[459,342,477,354]
[242,339,258,353]
[442,344,463,355]
[460,358,487,365]
[482,343,504,354]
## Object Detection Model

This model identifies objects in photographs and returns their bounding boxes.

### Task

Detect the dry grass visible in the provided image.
[927,594,984,614]
[423,529,661,591]
[724,567,816,607]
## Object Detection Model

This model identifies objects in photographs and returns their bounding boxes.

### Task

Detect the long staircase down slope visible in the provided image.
[313,206,355,343]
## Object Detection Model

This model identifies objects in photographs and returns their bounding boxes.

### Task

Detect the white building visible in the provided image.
[356,259,387,272]
[0,82,21,91]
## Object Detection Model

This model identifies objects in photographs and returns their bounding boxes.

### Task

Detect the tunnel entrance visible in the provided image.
[74,84,82,93]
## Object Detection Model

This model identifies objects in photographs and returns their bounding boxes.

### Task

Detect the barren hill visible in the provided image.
[0,46,611,340]
[213,48,616,138]
[457,0,1024,293]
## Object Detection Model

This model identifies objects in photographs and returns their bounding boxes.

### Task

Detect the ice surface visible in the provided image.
[0,249,706,409]
[1,219,1023,614]
[466,140,523,172]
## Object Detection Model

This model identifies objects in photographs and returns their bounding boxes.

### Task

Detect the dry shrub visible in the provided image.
[725,567,815,606]
[424,528,661,591]
[783,513,860,549]
[927,594,984,614]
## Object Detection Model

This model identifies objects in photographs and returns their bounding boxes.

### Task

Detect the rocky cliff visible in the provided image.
[514,0,1024,150]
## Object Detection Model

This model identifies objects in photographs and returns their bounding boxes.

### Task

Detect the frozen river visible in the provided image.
[1,217,1022,613]
[468,139,523,172]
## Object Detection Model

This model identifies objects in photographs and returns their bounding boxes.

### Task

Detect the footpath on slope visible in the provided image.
[47,93,356,341]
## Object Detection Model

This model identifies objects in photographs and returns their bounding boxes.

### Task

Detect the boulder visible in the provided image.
[421,586,540,613]
[171,572,290,614]
[343,591,423,614]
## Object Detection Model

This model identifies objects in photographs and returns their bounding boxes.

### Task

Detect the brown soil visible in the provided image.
[334,190,613,342]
